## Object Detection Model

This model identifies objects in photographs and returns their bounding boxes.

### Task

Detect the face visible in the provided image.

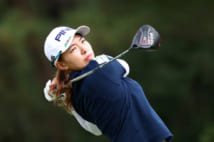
[58,34,95,72]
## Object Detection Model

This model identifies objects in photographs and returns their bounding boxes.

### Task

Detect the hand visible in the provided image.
[43,78,67,102]
[49,77,57,94]
[43,79,57,102]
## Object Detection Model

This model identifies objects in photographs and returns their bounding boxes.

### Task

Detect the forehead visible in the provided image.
[71,34,83,42]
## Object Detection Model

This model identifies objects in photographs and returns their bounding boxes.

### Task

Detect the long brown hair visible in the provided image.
[54,55,72,112]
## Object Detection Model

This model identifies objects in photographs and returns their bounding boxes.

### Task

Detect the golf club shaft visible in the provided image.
[66,47,132,86]
[65,24,160,86]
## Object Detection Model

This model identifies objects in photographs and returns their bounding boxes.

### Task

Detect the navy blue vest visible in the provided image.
[70,59,173,142]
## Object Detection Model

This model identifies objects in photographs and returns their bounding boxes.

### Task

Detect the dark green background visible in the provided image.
[0,0,214,142]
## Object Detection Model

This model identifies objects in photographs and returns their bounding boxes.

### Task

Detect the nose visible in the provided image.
[80,45,87,55]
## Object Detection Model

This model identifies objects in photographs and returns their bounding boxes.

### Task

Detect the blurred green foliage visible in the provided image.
[0,0,213,142]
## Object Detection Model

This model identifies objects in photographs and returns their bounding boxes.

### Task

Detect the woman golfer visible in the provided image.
[43,25,173,142]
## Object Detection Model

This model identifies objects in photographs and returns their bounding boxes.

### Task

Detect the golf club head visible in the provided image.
[131,25,161,50]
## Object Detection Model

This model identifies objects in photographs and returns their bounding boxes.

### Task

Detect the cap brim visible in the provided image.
[75,25,90,36]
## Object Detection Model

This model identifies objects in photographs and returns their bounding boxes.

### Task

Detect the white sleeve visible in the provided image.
[70,108,102,136]
[117,59,130,77]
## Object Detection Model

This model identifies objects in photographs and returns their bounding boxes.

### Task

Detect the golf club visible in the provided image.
[65,24,160,87]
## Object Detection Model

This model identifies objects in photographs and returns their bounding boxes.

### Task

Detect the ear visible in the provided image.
[55,61,69,71]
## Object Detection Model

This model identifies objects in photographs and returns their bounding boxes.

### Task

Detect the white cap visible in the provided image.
[44,25,90,66]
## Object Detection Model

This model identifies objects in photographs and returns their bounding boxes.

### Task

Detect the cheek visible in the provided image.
[89,46,95,56]
[67,55,87,70]
[85,42,93,50]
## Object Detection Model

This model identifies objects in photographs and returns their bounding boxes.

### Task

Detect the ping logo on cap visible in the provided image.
[55,28,71,42]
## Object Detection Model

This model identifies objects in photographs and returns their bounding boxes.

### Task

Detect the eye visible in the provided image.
[81,37,86,43]
[81,40,85,43]
[70,46,77,53]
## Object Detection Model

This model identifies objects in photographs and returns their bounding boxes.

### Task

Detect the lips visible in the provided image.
[85,53,92,61]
